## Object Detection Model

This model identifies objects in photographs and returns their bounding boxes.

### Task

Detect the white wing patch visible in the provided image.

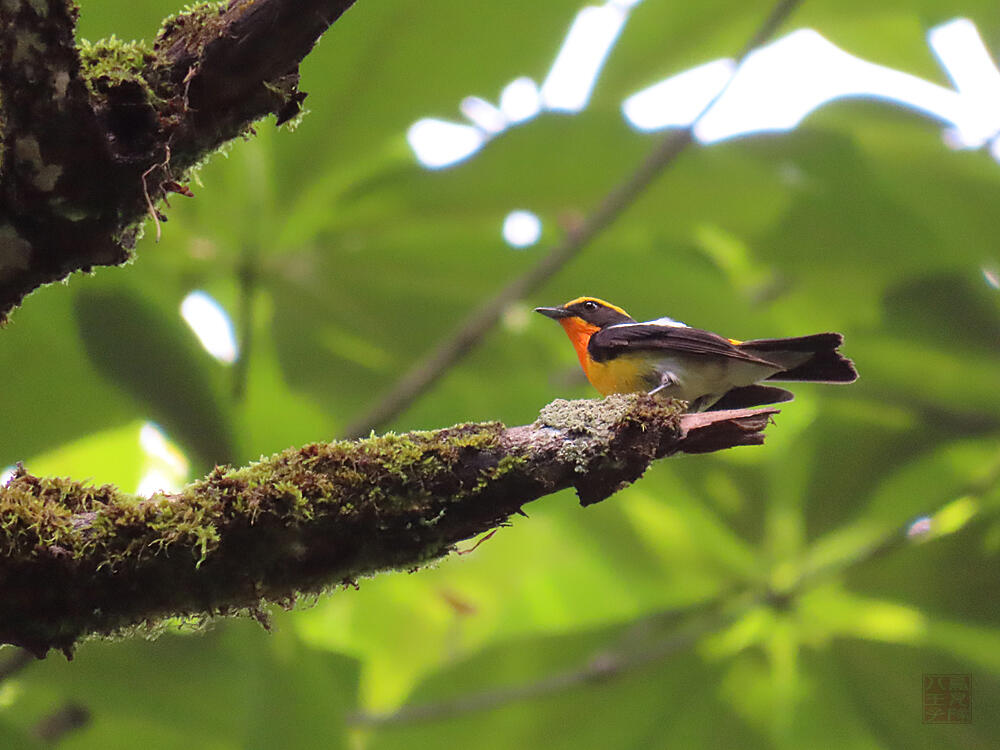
[643,316,689,328]
[606,316,689,331]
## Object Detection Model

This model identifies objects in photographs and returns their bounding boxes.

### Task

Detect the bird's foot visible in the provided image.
[647,372,678,397]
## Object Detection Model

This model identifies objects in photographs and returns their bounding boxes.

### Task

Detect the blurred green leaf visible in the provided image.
[0,287,137,465]
[8,621,358,750]
[832,638,1000,749]
[882,273,1000,355]
[73,281,235,469]
[23,420,147,493]
[366,621,768,750]
[0,719,44,750]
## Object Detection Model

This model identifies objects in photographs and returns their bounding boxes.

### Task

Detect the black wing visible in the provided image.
[588,323,777,365]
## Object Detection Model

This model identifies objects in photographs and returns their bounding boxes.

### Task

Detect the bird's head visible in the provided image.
[534,297,634,332]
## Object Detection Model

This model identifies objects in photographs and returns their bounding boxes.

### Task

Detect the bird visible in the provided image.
[535,296,857,411]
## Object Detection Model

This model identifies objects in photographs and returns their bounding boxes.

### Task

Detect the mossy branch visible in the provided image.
[0,395,777,658]
[0,0,357,322]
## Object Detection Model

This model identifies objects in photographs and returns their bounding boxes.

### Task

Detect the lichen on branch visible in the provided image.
[0,394,776,657]
[0,0,358,322]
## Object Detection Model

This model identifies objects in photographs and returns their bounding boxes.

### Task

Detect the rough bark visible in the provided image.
[0,395,777,657]
[0,0,358,322]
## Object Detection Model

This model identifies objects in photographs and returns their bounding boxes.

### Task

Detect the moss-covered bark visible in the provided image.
[0,0,358,321]
[0,395,776,657]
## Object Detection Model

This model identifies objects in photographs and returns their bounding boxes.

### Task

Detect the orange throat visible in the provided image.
[558,317,600,378]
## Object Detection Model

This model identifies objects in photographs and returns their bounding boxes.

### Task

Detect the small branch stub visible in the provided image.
[0,395,776,657]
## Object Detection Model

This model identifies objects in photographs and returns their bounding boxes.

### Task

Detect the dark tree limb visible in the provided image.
[0,0,358,322]
[0,395,776,657]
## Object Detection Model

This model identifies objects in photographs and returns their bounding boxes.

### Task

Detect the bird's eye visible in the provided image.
[583,300,598,311]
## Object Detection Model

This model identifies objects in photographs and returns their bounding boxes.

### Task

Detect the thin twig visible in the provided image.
[232,245,259,400]
[347,591,751,728]
[348,629,706,728]
[141,164,163,244]
[342,0,805,438]
[141,146,172,243]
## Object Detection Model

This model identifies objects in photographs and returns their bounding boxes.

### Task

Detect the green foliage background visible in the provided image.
[2,0,1000,747]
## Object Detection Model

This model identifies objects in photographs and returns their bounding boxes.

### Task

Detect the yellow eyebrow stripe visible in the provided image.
[562,296,630,318]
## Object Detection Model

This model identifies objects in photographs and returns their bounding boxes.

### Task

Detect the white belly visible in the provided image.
[653,354,781,407]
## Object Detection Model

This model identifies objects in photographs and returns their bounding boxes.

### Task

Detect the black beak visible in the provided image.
[534,306,572,320]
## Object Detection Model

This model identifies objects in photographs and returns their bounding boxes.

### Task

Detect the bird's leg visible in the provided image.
[647,371,678,397]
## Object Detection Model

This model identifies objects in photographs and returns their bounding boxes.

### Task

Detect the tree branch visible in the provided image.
[0,0,358,322]
[342,0,804,438]
[0,395,776,657]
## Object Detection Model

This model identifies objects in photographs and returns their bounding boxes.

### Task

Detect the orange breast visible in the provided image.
[558,318,654,395]
[558,317,599,377]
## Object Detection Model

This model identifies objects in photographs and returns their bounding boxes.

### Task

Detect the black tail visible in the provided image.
[740,333,858,383]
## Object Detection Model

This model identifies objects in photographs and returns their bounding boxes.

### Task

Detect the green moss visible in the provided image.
[0,423,525,573]
[77,36,155,96]
[279,105,310,132]
[0,418,537,654]
[473,454,528,492]
[153,1,229,86]
[157,2,227,39]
